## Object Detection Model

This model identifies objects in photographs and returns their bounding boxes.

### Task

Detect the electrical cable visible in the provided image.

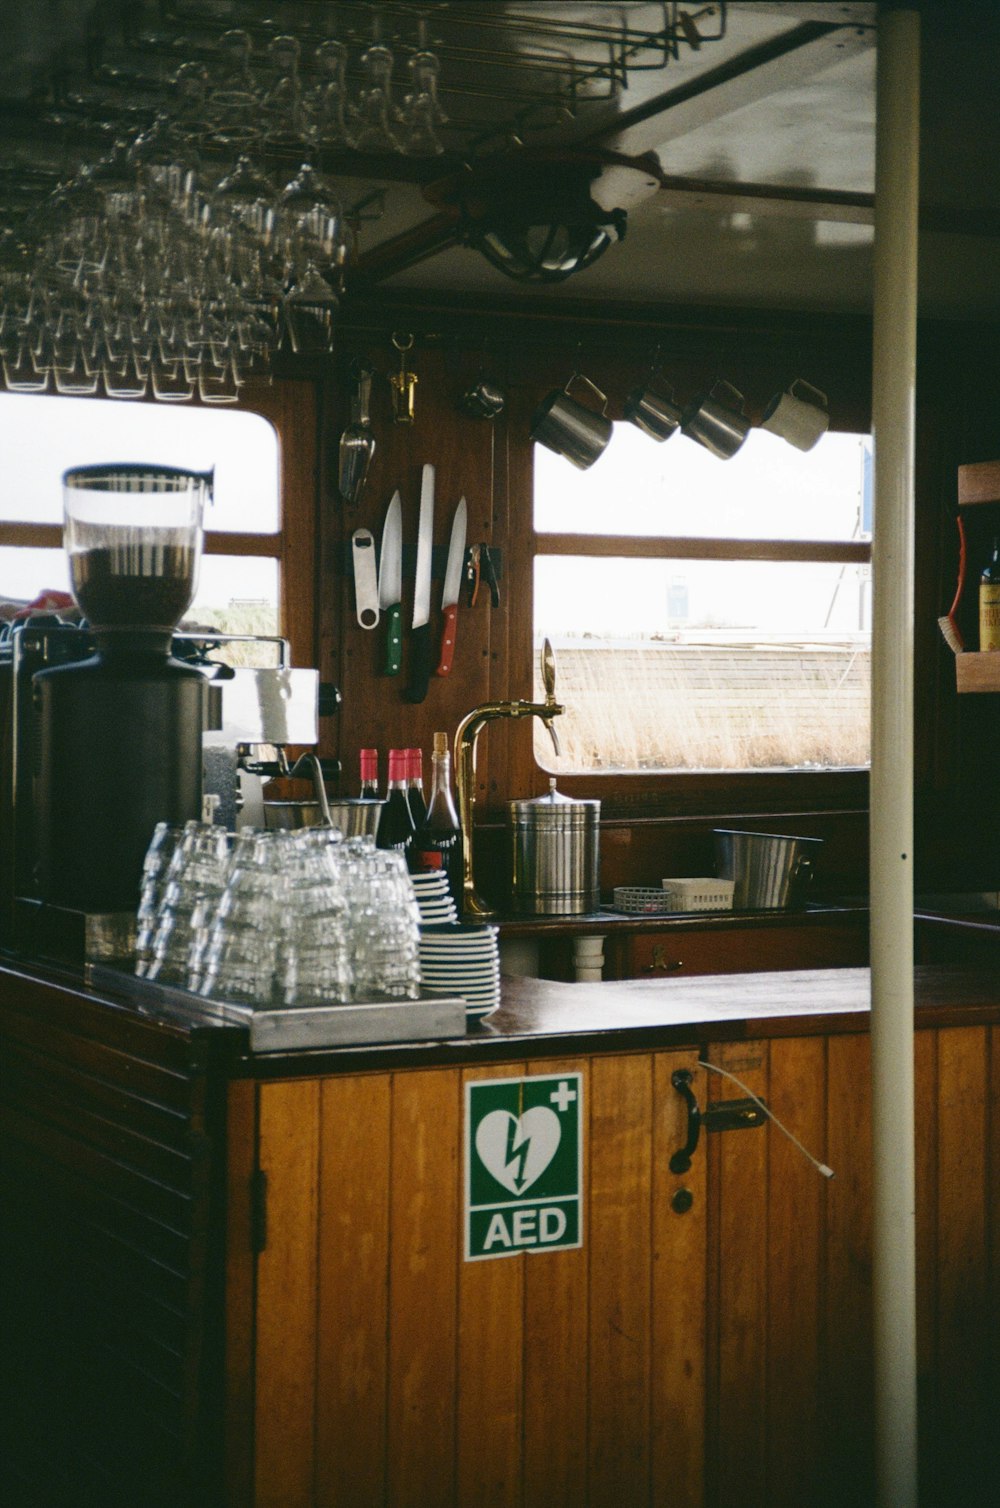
[697,1059,835,1179]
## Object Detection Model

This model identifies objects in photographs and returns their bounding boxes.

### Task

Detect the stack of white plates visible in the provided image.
[418,923,500,1017]
[410,869,459,926]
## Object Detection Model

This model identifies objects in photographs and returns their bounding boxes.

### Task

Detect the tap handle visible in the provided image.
[541,637,557,701]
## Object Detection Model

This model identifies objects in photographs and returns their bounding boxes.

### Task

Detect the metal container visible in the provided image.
[713,829,823,910]
[263,798,383,838]
[509,780,600,915]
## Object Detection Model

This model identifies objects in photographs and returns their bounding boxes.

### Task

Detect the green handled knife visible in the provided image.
[378,489,403,674]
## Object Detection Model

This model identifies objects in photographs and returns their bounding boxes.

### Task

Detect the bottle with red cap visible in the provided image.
[375,748,415,852]
[359,747,379,800]
[409,731,461,902]
[406,746,427,829]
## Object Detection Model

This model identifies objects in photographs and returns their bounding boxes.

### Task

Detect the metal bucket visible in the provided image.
[263,798,383,838]
[509,782,600,915]
[713,829,823,910]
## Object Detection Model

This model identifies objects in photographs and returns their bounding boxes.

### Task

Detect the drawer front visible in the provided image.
[623,920,868,978]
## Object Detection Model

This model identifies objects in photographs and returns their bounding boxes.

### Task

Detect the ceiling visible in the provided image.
[0,1,997,321]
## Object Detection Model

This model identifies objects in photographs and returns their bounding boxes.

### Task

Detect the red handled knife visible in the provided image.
[436,496,467,676]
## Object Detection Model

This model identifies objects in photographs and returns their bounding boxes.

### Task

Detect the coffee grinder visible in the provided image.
[33,463,213,919]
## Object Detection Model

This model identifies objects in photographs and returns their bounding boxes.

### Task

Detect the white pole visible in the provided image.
[870,6,920,1505]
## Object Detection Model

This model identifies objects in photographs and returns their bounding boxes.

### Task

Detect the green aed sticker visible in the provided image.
[465,1073,583,1261]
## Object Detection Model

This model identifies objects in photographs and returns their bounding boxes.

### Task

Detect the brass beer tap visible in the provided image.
[454,639,564,919]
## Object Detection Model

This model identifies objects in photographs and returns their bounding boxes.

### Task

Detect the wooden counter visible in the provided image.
[2,956,999,1507]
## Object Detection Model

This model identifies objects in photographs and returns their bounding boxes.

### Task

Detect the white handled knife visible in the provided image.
[403,462,435,703]
[436,496,467,676]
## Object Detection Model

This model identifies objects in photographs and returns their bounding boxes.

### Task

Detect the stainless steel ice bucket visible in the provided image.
[713,829,823,910]
[509,784,600,915]
[264,798,384,837]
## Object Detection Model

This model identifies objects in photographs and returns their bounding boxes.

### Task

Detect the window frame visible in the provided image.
[503,378,872,820]
[0,376,318,666]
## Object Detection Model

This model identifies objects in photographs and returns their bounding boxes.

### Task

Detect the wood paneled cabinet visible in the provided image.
[236,1021,999,1508]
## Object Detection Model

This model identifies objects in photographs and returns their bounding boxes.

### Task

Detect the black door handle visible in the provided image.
[669,1068,701,1173]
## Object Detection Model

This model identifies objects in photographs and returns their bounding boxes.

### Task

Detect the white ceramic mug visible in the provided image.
[760,379,829,451]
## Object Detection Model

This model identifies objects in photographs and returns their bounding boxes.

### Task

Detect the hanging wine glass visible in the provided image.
[261,34,311,155]
[311,39,353,149]
[282,262,338,356]
[351,35,399,153]
[212,155,277,249]
[275,162,346,281]
[204,29,261,153]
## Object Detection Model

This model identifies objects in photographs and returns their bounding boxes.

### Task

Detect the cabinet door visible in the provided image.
[249,1050,708,1508]
[622,918,867,978]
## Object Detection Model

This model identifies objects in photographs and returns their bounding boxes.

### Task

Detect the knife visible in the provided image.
[436,496,467,676]
[378,490,403,673]
[403,462,435,703]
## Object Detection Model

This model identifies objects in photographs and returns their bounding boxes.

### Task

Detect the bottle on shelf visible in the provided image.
[359,746,379,800]
[376,747,415,852]
[406,746,427,829]
[409,731,462,902]
[980,536,1000,651]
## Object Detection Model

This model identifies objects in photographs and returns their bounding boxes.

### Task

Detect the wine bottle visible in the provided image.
[981,537,1000,651]
[409,731,462,901]
[359,747,379,799]
[376,748,415,852]
[406,746,427,829]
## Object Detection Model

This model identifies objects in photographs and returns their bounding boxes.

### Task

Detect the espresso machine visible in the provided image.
[0,463,337,961]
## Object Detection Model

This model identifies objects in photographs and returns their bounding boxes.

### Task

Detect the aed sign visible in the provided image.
[464,1073,583,1261]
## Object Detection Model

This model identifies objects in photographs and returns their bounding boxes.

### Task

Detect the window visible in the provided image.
[533,424,872,775]
[0,382,315,664]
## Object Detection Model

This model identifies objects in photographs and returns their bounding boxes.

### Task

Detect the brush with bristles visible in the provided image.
[938,513,966,654]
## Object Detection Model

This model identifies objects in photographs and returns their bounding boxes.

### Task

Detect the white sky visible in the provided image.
[534,424,871,636]
[0,392,280,607]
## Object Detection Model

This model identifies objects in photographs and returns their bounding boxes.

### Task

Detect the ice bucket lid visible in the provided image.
[509,778,600,824]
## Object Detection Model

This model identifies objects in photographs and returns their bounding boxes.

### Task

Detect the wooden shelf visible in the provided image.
[958,459,1000,508]
[955,650,1000,693]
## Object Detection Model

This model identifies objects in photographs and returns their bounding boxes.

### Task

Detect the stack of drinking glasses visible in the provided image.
[142,822,233,986]
[135,820,190,977]
[329,837,422,1000]
[135,823,422,1007]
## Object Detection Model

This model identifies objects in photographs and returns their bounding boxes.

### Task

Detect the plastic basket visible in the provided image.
[660,877,735,912]
[611,886,676,915]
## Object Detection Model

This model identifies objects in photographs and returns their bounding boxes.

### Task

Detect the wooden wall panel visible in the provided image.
[706,1040,769,1507]
[930,1026,993,1502]
[823,1033,874,1502]
[315,1073,392,1508]
[255,1078,322,1508]
[764,1035,827,1508]
[456,1063,527,1508]
[224,1080,258,1508]
[588,1052,654,1508]
[386,1067,461,1508]
[522,1056,591,1507]
[652,1049,707,1508]
[320,350,506,806]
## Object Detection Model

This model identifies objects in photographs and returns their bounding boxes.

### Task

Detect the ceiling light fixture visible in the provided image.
[428,151,663,284]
